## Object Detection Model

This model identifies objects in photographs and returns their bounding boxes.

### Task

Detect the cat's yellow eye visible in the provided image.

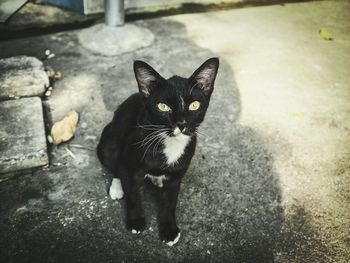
[189,101,201,111]
[157,103,171,112]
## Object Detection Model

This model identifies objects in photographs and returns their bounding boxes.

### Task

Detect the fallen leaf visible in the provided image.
[319,29,333,41]
[54,71,62,80]
[51,110,79,145]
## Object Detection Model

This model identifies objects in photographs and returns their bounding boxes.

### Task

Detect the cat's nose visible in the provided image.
[176,121,186,131]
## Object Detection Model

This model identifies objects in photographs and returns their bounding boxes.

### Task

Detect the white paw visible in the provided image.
[166,232,181,247]
[109,178,124,200]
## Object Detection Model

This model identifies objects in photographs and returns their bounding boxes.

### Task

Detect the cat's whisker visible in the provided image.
[143,131,163,146]
[152,132,166,157]
[137,123,165,127]
[195,133,206,139]
[140,124,165,127]
[141,137,159,159]
[136,124,167,131]
[134,128,169,147]
[143,129,168,143]
[142,132,166,160]
[195,130,209,139]
[143,129,165,144]
[133,132,155,146]
[138,127,163,131]
[139,130,162,144]
[196,130,208,137]
[151,135,161,157]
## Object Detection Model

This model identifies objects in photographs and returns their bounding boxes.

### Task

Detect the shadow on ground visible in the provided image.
[0,19,326,262]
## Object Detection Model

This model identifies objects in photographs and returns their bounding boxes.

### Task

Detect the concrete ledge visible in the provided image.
[0,56,49,100]
[0,97,48,174]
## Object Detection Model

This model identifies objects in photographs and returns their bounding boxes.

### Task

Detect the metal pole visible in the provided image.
[105,0,125,27]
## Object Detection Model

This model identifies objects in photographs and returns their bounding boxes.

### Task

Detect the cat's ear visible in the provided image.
[189,57,219,95]
[134,60,163,98]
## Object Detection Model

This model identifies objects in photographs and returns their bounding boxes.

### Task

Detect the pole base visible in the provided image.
[78,23,155,56]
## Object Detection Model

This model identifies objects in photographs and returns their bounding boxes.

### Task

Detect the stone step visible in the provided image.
[0,97,48,174]
[0,56,49,100]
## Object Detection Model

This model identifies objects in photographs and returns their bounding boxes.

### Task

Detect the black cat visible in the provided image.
[97,57,219,246]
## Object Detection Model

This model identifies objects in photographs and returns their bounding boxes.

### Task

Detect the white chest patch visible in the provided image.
[163,134,190,165]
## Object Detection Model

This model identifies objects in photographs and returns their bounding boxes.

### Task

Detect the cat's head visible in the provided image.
[134,58,219,139]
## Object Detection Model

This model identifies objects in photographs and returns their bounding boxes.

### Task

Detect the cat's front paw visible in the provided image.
[127,217,146,234]
[160,226,181,246]
[109,178,124,200]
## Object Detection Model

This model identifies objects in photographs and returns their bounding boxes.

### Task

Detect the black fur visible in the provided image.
[97,58,219,243]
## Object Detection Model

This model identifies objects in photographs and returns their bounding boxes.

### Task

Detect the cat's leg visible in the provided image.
[158,176,182,246]
[118,166,145,233]
[109,177,124,200]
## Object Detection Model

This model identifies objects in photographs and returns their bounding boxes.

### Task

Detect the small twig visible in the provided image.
[69,144,95,151]
[65,146,76,159]
[56,153,70,161]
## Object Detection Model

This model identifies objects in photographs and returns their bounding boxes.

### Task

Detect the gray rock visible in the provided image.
[0,97,48,174]
[0,56,49,100]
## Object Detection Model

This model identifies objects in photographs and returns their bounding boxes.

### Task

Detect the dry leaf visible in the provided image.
[319,29,333,41]
[51,110,79,145]
[54,71,62,80]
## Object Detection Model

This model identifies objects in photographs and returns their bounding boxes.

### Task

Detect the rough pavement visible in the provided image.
[0,1,349,262]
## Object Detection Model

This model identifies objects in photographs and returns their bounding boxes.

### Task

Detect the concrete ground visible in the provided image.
[0,0,349,262]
